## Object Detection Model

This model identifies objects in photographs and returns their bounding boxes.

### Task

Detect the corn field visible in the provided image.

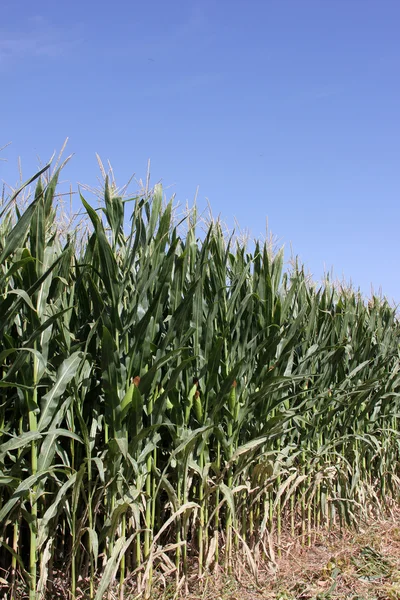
[0,157,400,599]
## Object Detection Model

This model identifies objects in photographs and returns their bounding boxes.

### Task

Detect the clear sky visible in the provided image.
[1,1,399,302]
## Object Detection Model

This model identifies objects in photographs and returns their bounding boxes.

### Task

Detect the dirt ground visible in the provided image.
[178,512,400,600]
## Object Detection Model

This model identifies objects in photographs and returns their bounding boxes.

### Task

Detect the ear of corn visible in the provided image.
[1,156,400,598]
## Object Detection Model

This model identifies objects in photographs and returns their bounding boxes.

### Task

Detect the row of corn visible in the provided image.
[0,157,399,599]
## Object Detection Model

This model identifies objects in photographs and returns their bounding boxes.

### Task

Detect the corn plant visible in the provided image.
[0,154,399,599]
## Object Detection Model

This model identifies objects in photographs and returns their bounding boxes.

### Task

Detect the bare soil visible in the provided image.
[179,511,400,600]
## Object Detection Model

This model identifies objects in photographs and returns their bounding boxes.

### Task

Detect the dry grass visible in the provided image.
[170,510,400,600]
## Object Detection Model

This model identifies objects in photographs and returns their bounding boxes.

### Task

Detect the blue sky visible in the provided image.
[1,0,399,302]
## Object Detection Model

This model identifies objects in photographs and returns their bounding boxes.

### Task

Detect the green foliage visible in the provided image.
[0,156,400,599]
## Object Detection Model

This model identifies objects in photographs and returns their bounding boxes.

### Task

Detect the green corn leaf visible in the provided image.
[38,352,83,432]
